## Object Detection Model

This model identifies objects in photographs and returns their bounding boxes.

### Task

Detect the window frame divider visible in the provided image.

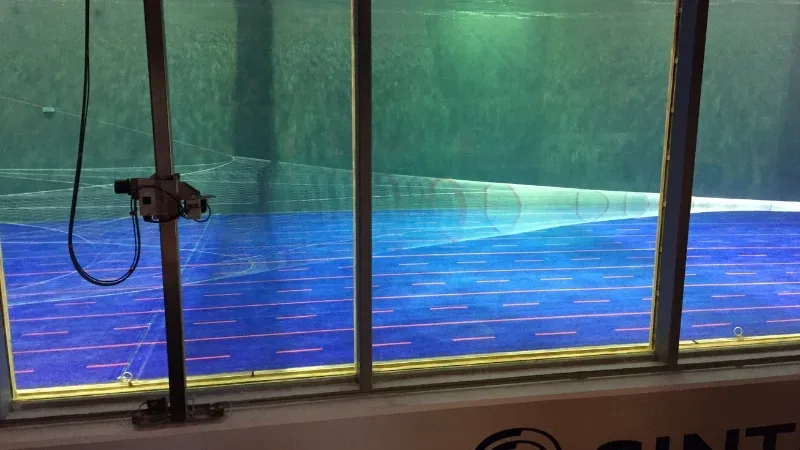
[352,0,373,391]
[142,0,189,422]
[0,247,11,420]
[652,0,710,365]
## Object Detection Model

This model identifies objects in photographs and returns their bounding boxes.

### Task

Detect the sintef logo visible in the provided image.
[475,428,562,450]
[477,423,797,449]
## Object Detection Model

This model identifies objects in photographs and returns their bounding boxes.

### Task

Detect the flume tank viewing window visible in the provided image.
[163,0,357,383]
[369,0,675,369]
[680,0,800,347]
[0,0,168,397]
[1,0,798,414]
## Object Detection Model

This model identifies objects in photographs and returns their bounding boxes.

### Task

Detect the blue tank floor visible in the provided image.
[3,210,800,390]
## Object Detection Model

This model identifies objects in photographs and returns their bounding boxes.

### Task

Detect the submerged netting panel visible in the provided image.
[1,156,798,232]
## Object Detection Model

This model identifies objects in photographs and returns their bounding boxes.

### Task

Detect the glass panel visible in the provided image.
[371,0,674,368]
[681,1,800,346]
[0,0,166,394]
[164,0,354,383]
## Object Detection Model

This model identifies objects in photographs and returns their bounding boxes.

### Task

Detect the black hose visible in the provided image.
[67,0,141,286]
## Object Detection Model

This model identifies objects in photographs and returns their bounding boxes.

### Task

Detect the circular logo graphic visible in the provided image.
[475,428,562,450]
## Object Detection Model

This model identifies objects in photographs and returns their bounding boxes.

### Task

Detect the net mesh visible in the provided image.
[1,156,799,234]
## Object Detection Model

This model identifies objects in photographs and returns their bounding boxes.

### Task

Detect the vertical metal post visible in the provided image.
[352,0,373,389]
[142,0,188,421]
[652,0,709,365]
[0,334,9,420]
[0,246,12,420]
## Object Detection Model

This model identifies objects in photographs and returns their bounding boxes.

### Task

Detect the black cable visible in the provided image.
[67,0,141,286]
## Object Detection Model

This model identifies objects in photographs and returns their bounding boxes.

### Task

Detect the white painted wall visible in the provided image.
[4,365,800,450]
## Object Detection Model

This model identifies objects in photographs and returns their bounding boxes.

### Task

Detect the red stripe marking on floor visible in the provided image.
[615,327,649,332]
[373,342,411,347]
[197,263,800,283]
[692,323,732,328]
[114,325,149,331]
[12,261,799,297]
[430,306,467,311]
[22,331,68,336]
[15,275,800,321]
[12,285,164,298]
[195,299,351,312]
[56,302,95,306]
[14,245,777,277]
[186,355,230,361]
[24,303,800,355]
[193,320,236,325]
[372,309,394,314]
[277,314,317,320]
[276,348,322,354]
[535,331,577,336]
[6,268,158,277]
[13,328,353,355]
[15,298,354,323]
[203,293,241,297]
[374,311,653,331]
[11,310,168,323]
[452,336,494,342]
[683,305,800,314]
[14,370,34,374]
[502,302,540,307]
[87,363,128,369]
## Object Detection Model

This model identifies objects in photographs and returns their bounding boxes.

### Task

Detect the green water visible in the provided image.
[0,0,798,217]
